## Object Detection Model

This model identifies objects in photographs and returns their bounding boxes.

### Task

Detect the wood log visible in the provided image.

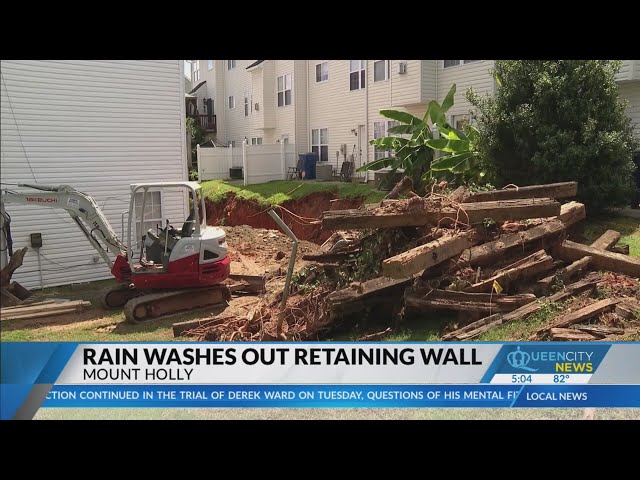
[466,250,553,293]
[443,273,601,340]
[436,198,560,226]
[172,316,233,337]
[590,230,621,250]
[405,289,536,314]
[554,240,640,277]
[327,276,411,317]
[464,182,578,203]
[549,328,598,341]
[555,201,586,227]
[615,302,640,320]
[534,298,622,338]
[0,247,29,287]
[611,245,630,255]
[449,186,467,203]
[322,208,430,230]
[227,274,266,293]
[0,300,91,321]
[384,176,414,200]
[536,229,619,294]
[382,233,478,279]
[356,327,393,341]
[574,325,625,337]
[465,219,565,268]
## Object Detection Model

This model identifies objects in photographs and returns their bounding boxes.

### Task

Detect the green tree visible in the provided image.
[467,60,637,211]
[186,116,207,159]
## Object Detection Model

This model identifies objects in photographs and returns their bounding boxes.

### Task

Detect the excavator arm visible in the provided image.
[0,184,127,269]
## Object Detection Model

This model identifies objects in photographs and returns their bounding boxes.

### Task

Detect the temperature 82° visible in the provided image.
[511,374,532,384]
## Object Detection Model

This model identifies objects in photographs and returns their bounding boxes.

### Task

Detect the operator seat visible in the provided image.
[181,209,196,238]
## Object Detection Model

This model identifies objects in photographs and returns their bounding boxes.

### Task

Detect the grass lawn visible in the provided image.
[201,179,386,206]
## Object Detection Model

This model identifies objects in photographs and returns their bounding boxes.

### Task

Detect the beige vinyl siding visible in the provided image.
[270,61,296,145]
[308,60,366,175]
[223,60,252,146]
[421,60,437,103]
[389,60,422,107]
[619,81,640,141]
[437,60,495,118]
[0,60,187,289]
[294,61,308,153]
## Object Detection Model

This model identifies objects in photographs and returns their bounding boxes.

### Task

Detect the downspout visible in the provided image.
[306,60,310,153]
[363,60,369,183]
[223,62,228,144]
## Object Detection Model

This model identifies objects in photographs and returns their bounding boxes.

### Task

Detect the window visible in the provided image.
[374,60,389,82]
[373,120,399,160]
[311,128,328,162]
[444,60,482,68]
[228,95,235,109]
[451,114,471,130]
[134,191,162,240]
[227,60,236,70]
[251,137,263,145]
[244,93,249,117]
[193,60,200,82]
[350,60,366,90]
[277,74,292,107]
[315,62,328,82]
[207,60,213,71]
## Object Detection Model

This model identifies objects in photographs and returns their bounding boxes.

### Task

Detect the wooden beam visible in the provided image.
[590,230,621,250]
[534,297,622,338]
[465,219,565,268]
[0,247,29,287]
[382,233,477,279]
[227,274,266,293]
[574,325,625,337]
[464,182,577,203]
[555,201,586,227]
[405,289,536,314]
[1,300,91,321]
[437,198,560,226]
[611,244,630,255]
[554,240,640,277]
[443,273,601,340]
[172,316,233,337]
[549,328,597,341]
[327,276,411,317]
[614,302,640,320]
[465,250,553,293]
[321,208,429,230]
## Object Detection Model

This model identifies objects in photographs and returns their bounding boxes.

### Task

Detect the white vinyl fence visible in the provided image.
[198,142,298,185]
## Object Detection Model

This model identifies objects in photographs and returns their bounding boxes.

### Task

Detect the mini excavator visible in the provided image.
[0,182,231,323]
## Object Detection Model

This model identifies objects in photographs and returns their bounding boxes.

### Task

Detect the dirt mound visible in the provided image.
[205,191,364,244]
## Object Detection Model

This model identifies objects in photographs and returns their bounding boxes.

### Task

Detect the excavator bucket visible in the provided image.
[0,247,33,307]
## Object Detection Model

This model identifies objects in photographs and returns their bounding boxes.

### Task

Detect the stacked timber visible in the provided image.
[316,180,639,340]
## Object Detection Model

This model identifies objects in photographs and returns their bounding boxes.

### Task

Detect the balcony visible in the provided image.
[189,114,217,133]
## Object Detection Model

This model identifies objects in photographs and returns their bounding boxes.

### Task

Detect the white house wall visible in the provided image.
[619,81,640,142]
[437,60,495,117]
[0,60,187,289]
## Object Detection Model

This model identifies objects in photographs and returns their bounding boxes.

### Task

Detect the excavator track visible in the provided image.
[100,284,146,309]
[123,285,231,324]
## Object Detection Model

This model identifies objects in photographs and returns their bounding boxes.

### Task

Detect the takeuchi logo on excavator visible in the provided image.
[25,197,58,203]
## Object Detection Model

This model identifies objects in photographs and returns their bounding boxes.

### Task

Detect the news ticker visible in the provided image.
[2,342,639,419]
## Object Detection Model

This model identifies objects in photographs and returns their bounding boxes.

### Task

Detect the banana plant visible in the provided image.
[359,84,484,191]
[357,85,458,193]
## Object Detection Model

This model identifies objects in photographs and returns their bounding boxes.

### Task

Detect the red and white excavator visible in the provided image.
[0,181,231,323]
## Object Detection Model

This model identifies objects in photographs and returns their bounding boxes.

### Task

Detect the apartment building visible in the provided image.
[188,60,640,180]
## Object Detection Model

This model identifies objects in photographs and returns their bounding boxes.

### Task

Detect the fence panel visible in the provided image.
[197,145,231,180]
[244,144,285,185]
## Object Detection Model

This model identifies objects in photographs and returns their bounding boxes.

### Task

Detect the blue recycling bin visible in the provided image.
[298,152,319,180]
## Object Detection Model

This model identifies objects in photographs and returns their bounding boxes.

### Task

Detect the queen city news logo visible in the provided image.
[506,346,594,373]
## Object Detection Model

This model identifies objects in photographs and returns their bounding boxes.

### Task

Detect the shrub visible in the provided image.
[467,60,638,212]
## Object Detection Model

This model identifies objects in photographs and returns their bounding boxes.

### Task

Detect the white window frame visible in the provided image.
[227,60,236,70]
[349,60,366,91]
[251,137,263,145]
[443,60,482,68]
[134,190,163,243]
[373,60,390,82]
[207,60,213,71]
[277,74,292,107]
[193,60,200,82]
[228,95,235,109]
[315,62,328,82]
[451,114,471,130]
[311,128,329,162]
[244,93,249,117]
[373,120,399,161]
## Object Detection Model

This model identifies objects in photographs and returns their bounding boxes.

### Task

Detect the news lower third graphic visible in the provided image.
[1,342,639,419]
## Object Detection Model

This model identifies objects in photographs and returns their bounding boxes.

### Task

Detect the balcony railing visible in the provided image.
[189,114,217,133]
